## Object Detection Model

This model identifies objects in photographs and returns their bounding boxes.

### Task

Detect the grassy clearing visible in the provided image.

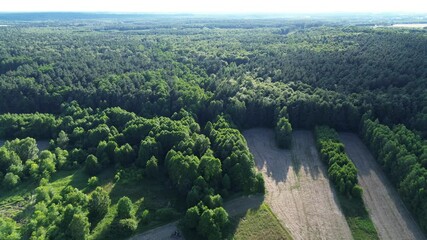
[228,203,292,240]
[337,194,379,240]
[0,167,182,240]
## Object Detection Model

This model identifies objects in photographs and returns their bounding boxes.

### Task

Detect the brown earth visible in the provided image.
[339,133,426,240]
[243,128,352,240]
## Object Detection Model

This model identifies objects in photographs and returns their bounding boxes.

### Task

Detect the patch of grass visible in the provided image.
[89,170,182,240]
[227,203,292,240]
[337,194,379,240]
[1,166,182,240]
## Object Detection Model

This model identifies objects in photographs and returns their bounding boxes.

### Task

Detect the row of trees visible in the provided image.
[314,126,362,198]
[360,117,427,231]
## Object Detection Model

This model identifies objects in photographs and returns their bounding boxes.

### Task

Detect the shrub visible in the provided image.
[111,218,137,237]
[140,209,150,225]
[85,154,101,175]
[88,187,111,223]
[2,172,20,190]
[117,196,133,219]
[87,176,99,188]
[155,207,180,221]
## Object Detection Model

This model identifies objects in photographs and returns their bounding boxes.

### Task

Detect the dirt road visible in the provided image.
[129,195,264,240]
[244,129,352,240]
[339,133,426,240]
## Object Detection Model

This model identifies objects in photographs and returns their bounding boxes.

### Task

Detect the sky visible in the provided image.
[0,0,426,13]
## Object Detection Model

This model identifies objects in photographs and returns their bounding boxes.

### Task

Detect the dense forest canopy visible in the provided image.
[0,13,426,239]
[0,15,426,135]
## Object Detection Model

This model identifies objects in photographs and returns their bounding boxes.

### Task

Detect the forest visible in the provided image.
[0,13,426,240]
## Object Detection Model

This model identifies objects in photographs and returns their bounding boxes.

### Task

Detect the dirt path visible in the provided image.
[339,133,426,240]
[129,195,264,240]
[243,129,352,240]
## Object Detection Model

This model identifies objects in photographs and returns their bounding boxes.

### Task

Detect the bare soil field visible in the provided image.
[243,129,352,240]
[339,133,426,240]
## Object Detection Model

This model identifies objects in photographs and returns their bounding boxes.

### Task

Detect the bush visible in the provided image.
[140,209,151,225]
[88,187,111,223]
[352,185,363,199]
[2,172,20,190]
[145,156,159,178]
[85,154,101,175]
[111,218,137,237]
[155,207,180,221]
[117,196,133,219]
[0,217,20,240]
[87,176,99,188]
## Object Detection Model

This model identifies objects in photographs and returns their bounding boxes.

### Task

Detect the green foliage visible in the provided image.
[181,203,230,240]
[275,117,292,149]
[115,143,136,166]
[137,137,159,167]
[85,154,101,175]
[89,187,111,223]
[155,207,181,221]
[67,213,90,240]
[87,176,99,188]
[2,172,20,189]
[117,196,133,219]
[4,137,39,161]
[315,126,360,197]
[111,218,138,237]
[361,118,427,232]
[0,217,20,240]
[145,156,159,178]
[166,150,200,194]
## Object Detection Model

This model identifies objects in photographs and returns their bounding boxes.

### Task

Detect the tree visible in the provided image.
[198,150,222,187]
[0,217,20,240]
[4,137,38,162]
[117,196,133,219]
[182,205,201,229]
[146,156,159,178]
[112,218,137,237]
[2,172,20,189]
[56,130,69,149]
[38,150,56,179]
[275,117,292,149]
[115,144,136,166]
[67,213,90,240]
[88,187,111,223]
[137,136,159,167]
[85,154,101,175]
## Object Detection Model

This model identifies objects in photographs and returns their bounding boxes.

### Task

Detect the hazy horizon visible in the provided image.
[1,0,426,14]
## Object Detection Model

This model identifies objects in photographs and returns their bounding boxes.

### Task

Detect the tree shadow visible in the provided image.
[244,128,291,184]
[244,129,323,184]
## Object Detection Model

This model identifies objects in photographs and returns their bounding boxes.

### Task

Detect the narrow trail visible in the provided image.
[340,133,426,240]
[244,128,352,240]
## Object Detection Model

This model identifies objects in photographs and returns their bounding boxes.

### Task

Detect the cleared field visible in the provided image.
[244,129,352,240]
[339,133,426,240]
